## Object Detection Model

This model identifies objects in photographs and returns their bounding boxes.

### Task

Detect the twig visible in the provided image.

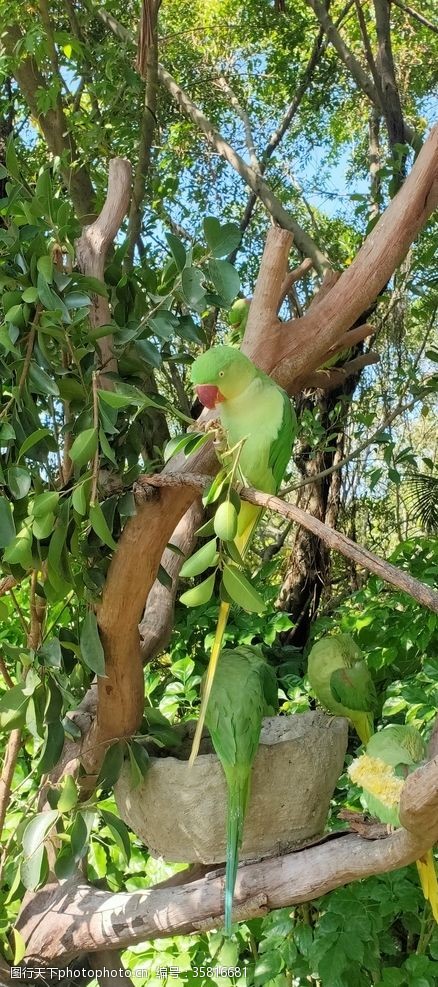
[135,473,438,613]
[0,730,22,840]
[215,76,260,172]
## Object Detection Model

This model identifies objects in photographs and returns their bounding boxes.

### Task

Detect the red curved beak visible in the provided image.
[196,384,224,409]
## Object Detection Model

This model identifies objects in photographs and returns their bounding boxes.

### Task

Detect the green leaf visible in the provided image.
[148,310,179,340]
[157,564,172,589]
[181,267,206,307]
[0,497,16,547]
[21,810,58,891]
[33,511,55,538]
[164,432,197,463]
[18,428,53,461]
[208,259,240,304]
[180,538,218,577]
[72,479,90,516]
[23,810,58,859]
[70,811,91,859]
[28,362,60,397]
[0,684,29,731]
[254,952,284,986]
[179,571,216,607]
[97,740,125,788]
[22,286,39,303]
[89,502,117,550]
[98,389,133,409]
[100,808,131,862]
[70,428,98,468]
[99,427,117,466]
[6,137,21,180]
[39,638,63,669]
[166,232,187,271]
[3,522,33,568]
[203,469,229,505]
[37,255,54,283]
[7,466,31,500]
[80,610,106,677]
[222,564,266,613]
[37,274,70,321]
[38,721,65,773]
[127,740,150,788]
[12,929,26,966]
[58,775,78,813]
[31,491,60,517]
[203,217,241,258]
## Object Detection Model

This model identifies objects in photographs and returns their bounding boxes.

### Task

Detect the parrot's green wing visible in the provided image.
[367,724,425,767]
[330,663,377,713]
[266,385,296,491]
[260,662,278,714]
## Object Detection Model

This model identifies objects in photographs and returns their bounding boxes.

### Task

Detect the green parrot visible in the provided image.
[348,724,438,923]
[205,645,278,935]
[307,633,377,745]
[189,345,296,764]
[227,297,251,343]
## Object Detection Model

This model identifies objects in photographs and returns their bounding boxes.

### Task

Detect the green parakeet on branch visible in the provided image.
[307,633,377,745]
[189,345,295,764]
[348,724,438,923]
[205,645,278,935]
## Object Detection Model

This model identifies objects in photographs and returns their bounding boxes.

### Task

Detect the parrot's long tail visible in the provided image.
[225,768,251,936]
[355,713,374,746]
[189,505,261,767]
[416,849,438,923]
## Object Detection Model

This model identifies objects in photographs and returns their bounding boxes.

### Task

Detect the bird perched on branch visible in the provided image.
[307,633,377,745]
[189,345,295,764]
[205,645,278,935]
[348,724,438,923]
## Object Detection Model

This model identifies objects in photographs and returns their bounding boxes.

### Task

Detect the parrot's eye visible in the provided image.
[219,371,225,378]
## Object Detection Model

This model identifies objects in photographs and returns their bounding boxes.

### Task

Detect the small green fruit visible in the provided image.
[214,501,238,541]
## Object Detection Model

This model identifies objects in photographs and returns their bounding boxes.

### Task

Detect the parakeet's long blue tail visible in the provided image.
[225,768,251,936]
[416,849,438,924]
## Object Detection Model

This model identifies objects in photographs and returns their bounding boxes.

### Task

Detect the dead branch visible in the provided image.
[126,3,159,267]
[137,473,438,614]
[17,750,438,961]
[76,158,132,375]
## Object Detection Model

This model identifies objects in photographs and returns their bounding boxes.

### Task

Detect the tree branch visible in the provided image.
[76,157,132,376]
[136,474,438,613]
[215,76,260,172]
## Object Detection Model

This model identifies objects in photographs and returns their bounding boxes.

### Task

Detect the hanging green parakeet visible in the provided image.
[205,645,278,935]
[189,345,295,764]
[307,633,377,745]
[348,724,438,923]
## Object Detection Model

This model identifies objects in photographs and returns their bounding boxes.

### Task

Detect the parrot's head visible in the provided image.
[191,345,257,408]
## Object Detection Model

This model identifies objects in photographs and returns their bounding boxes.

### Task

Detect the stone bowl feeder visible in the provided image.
[115,711,348,864]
